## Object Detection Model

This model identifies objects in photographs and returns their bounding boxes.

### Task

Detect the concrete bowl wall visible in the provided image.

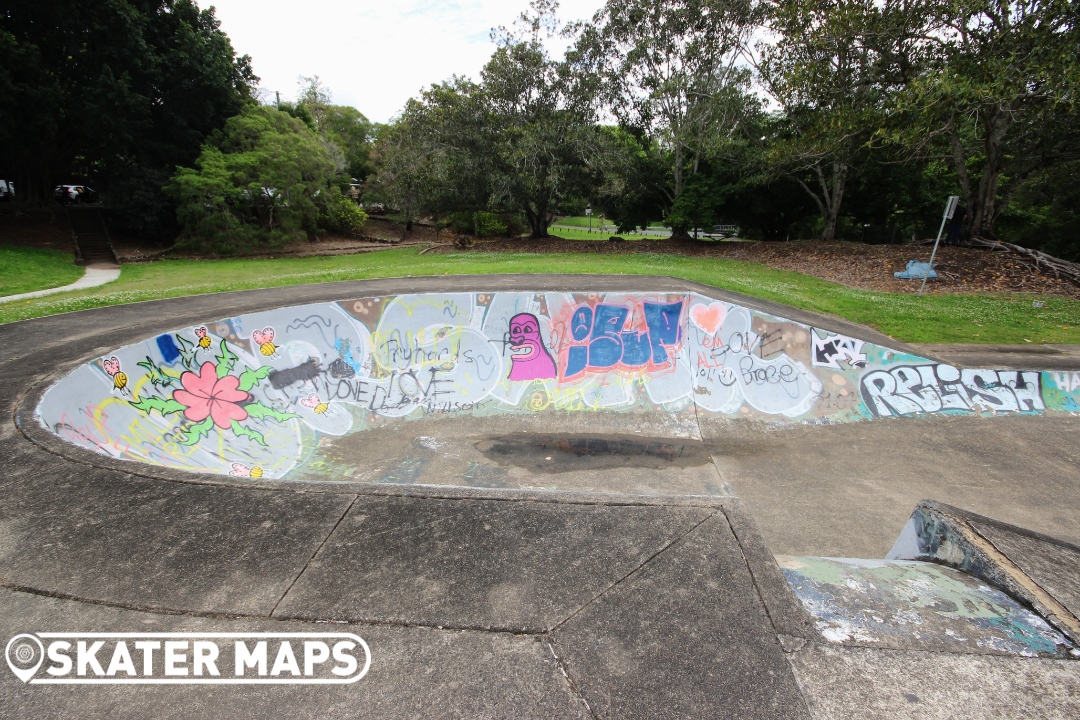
[34,289,1069,481]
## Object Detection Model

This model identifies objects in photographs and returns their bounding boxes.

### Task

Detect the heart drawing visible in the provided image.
[690,302,726,335]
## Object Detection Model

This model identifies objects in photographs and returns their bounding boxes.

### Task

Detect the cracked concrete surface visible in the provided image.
[1,276,1078,718]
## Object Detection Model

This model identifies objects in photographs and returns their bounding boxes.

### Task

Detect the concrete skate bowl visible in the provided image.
[27,285,1080,494]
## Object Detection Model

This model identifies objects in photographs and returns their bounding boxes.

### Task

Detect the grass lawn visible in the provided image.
[548,226,656,241]
[0,245,84,297]
[0,246,1076,345]
[554,216,620,231]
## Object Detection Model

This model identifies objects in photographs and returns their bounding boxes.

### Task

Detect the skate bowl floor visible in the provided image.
[3,275,1080,718]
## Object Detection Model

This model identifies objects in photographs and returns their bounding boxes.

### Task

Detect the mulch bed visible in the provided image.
[434,236,1080,300]
[0,211,76,253]
[5,208,1075,299]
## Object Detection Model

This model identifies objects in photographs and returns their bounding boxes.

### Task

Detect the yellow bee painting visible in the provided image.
[103,356,127,392]
[301,393,329,414]
[252,327,276,356]
[230,463,264,478]
[195,326,212,349]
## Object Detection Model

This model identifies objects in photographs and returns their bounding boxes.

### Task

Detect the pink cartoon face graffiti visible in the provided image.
[507,313,557,381]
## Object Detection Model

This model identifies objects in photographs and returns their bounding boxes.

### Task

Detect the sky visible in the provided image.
[208,0,607,124]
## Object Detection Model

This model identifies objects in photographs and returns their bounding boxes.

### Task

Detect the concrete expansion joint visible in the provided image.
[0,580,249,622]
[801,638,1080,661]
[549,510,721,633]
[543,637,601,720]
[270,612,550,636]
[269,492,364,617]
[0,579,553,637]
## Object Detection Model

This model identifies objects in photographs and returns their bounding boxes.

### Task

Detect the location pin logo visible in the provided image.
[5,634,44,683]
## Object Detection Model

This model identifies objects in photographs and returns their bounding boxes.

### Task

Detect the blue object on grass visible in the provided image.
[894,260,937,280]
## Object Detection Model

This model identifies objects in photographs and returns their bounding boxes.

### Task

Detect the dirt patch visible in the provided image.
[6,206,1073,300]
[112,217,448,262]
[435,236,1080,300]
[0,211,75,253]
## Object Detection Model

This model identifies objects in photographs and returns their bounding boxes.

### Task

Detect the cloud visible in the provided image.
[209,0,606,123]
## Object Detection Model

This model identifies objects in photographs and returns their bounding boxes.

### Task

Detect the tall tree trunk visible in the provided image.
[952,112,1010,242]
[819,162,847,242]
[12,165,59,210]
[793,161,848,242]
[524,205,549,239]
[672,144,684,199]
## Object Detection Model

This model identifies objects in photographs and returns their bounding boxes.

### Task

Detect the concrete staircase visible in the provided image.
[68,207,118,266]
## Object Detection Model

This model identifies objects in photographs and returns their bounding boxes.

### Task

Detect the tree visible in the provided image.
[892,0,1080,241]
[168,105,340,252]
[593,126,672,232]
[322,105,376,182]
[484,7,602,238]
[0,0,255,232]
[296,75,333,131]
[369,79,493,232]
[756,0,902,242]
[372,1,600,239]
[573,0,761,234]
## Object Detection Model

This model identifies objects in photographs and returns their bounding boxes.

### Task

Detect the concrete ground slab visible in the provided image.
[289,413,727,497]
[274,496,714,631]
[0,588,590,720]
[0,469,353,615]
[552,513,811,720]
[915,343,1080,371]
[702,413,1080,557]
[789,642,1080,720]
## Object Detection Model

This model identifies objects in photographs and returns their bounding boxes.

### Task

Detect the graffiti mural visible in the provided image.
[561,300,683,380]
[861,365,1044,417]
[811,330,867,369]
[35,291,1080,480]
[507,313,557,381]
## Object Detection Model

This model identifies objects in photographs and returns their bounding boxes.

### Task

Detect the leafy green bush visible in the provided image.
[168,105,337,254]
[474,211,507,237]
[321,192,369,236]
[448,210,509,237]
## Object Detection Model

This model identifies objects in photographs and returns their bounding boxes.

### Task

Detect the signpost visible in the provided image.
[919,195,960,296]
[586,206,592,233]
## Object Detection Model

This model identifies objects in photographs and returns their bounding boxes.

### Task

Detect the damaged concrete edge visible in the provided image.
[721,499,817,647]
[887,499,1080,645]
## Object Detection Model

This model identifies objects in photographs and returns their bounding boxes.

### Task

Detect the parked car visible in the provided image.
[54,184,97,204]
[710,224,740,239]
[0,180,13,201]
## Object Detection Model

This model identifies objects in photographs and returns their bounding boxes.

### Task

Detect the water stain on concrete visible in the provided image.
[474,433,712,474]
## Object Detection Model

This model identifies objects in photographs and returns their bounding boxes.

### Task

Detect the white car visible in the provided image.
[54,184,97,204]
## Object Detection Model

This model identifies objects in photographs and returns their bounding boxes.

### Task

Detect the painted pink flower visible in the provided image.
[174,361,249,428]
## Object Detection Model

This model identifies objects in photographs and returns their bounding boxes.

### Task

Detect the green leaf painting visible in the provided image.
[230,419,266,446]
[215,338,238,378]
[238,365,272,392]
[177,416,215,446]
[137,356,175,388]
[130,395,186,416]
[174,333,198,370]
[245,401,300,423]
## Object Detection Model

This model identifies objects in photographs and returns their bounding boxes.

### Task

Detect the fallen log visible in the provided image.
[966,237,1080,286]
